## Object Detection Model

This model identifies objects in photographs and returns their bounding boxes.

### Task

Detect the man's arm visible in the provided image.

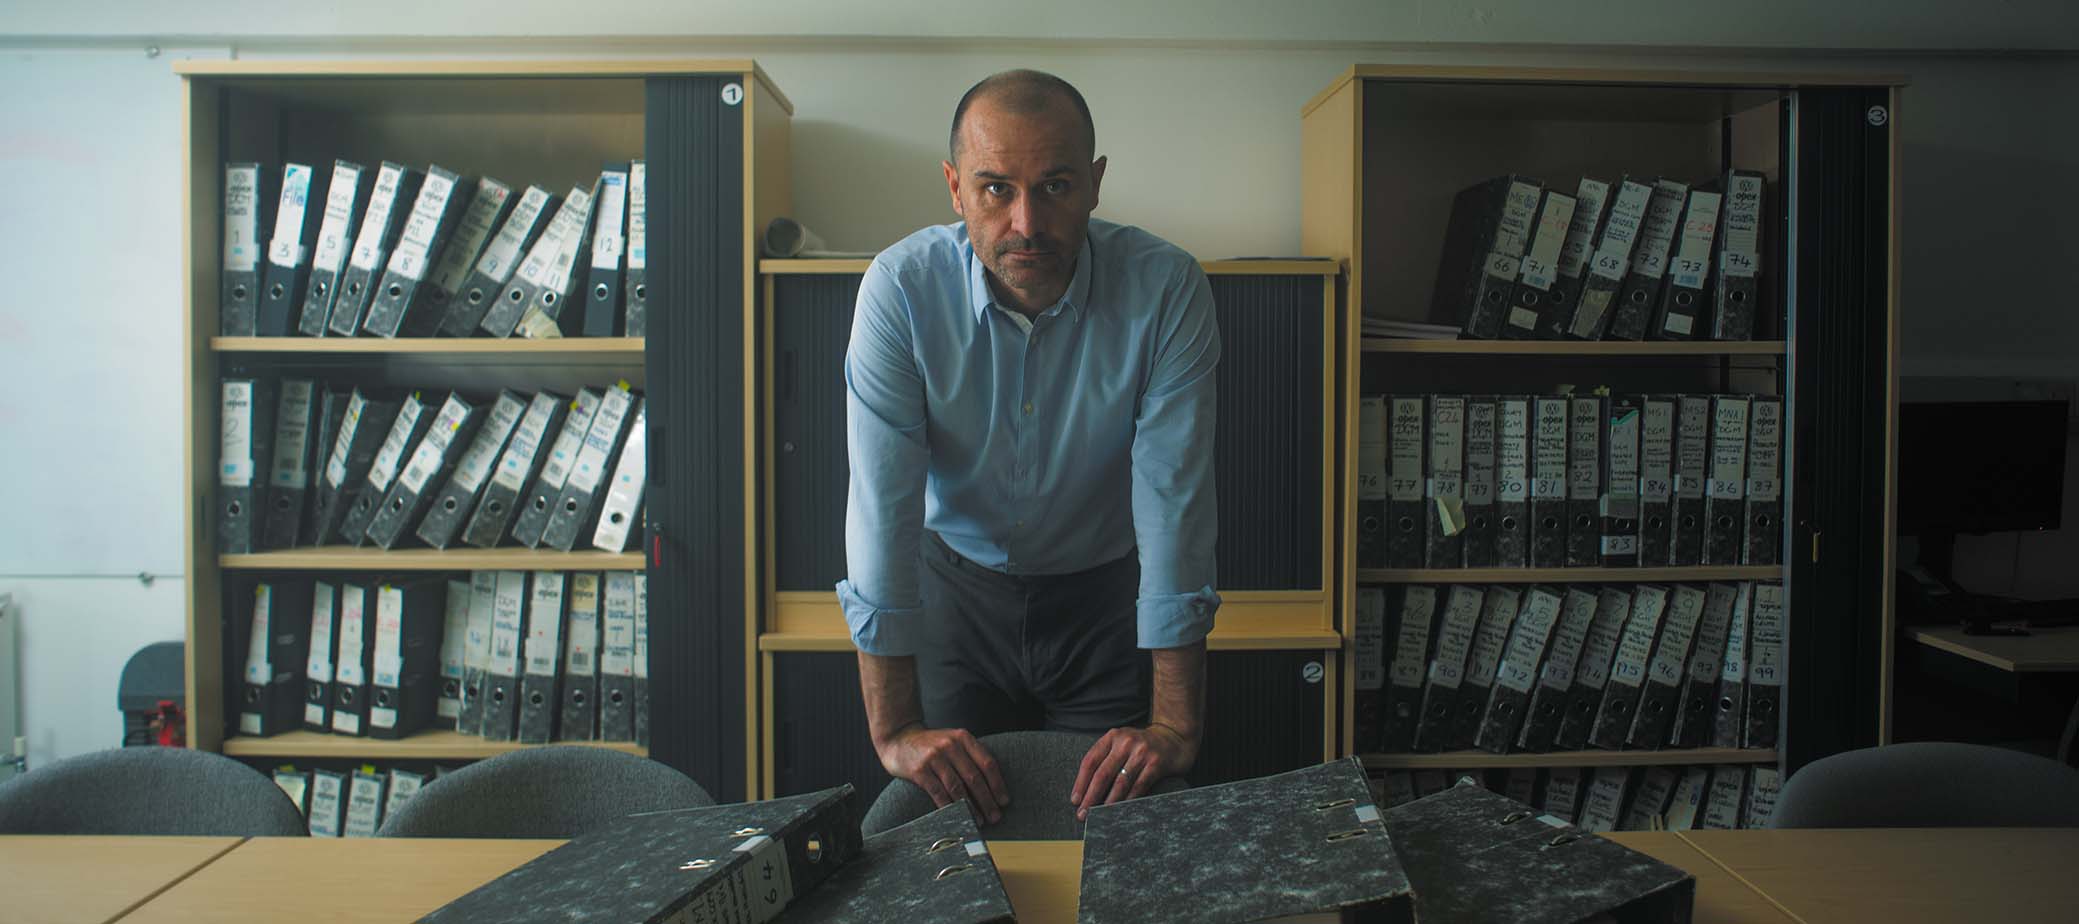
[841,260,1008,821]
[1072,260,1222,818]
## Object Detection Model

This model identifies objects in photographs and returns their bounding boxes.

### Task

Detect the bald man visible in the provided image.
[838,69,1221,823]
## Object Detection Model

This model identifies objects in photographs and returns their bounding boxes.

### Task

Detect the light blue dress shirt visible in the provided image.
[838,218,1222,657]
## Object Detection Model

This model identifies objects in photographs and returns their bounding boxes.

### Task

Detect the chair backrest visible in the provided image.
[1772,741,2079,828]
[376,746,714,838]
[0,746,308,836]
[861,730,1188,840]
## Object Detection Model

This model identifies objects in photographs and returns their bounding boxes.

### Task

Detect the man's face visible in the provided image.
[942,98,1106,312]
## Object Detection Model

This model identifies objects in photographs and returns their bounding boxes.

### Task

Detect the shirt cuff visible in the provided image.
[1136,586,1222,649]
[836,579,923,657]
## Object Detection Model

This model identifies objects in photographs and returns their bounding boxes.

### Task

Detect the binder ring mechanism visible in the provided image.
[733,827,765,837]
[935,865,974,881]
[927,836,963,855]
[680,859,717,871]
[1325,829,1370,843]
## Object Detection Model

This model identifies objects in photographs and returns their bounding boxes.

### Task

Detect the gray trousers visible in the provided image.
[916,532,1151,737]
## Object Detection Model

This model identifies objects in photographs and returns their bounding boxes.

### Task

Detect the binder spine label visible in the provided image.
[267,164,313,268]
[335,588,367,687]
[349,164,406,272]
[1588,180,1654,283]
[373,585,404,690]
[400,396,471,495]
[326,393,367,488]
[1669,191,1724,292]
[1747,400,1782,502]
[308,772,345,837]
[1608,586,1667,693]
[220,381,256,487]
[344,772,383,838]
[1536,590,1597,693]
[464,572,497,673]
[1498,400,1529,503]
[451,393,526,494]
[1702,769,1745,829]
[1533,399,1568,500]
[1647,586,1705,687]
[491,573,526,674]
[1641,400,1673,503]
[1749,585,1785,689]
[439,580,471,705]
[1676,396,1711,500]
[1426,587,1483,691]
[1494,590,1561,695]
[429,180,512,295]
[1708,399,1751,500]
[1358,399,1388,502]
[567,574,601,677]
[492,392,571,493]
[475,186,552,282]
[569,389,634,493]
[1465,588,1520,689]
[1388,397,1424,496]
[591,170,628,269]
[1567,399,1600,502]
[1518,192,1577,292]
[306,582,336,683]
[270,381,316,490]
[1722,174,1764,278]
[224,164,261,272]
[1690,584,1738,682]
[367,395,426,493]
[633,576,647,680]
[1575,589,1631,692]
[1557,179,1610,278]
[311,162,363,273]
[1388,588,1436,690]
[514,189,586,289]
[627,162,647,270]
[601,574,638,676]
[525,573,566,677]
[1632,181,1688,279]
[1354,587,1385,691]
[1465,401,1496,507]
[528,392,602,494]
[244,585,272,685]
[1603,403,1641,555]
[1427,397,1465,506]
[388,170,456,281]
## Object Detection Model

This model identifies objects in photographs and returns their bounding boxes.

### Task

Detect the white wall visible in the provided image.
[2,7,2076,766]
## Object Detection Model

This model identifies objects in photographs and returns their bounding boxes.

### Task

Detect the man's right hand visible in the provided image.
[874,723,1011,824]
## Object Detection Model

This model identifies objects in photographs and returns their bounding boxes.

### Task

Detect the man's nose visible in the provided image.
[1009,193,1043,239]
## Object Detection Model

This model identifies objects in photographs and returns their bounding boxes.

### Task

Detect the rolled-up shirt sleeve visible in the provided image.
[838,259,930,656]
[1130,261,1222,649]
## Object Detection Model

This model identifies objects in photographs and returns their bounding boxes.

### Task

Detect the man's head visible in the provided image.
[943,69,1106,314]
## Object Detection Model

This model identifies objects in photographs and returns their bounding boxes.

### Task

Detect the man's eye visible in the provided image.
[984,182,1011,197]
[1043,180,1070,195]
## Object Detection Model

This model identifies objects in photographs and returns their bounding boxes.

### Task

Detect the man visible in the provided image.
[839,69,1221,823]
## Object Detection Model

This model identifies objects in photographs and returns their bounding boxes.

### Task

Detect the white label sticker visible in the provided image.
[343,773,384,838]
[591,170,628,269]
[474,186,552,283]
[601,573,639,677]
[1497,399,1530,504]
[220,381,256,487]
[1557,178,1610,278]
[464,572,498,673]
[1749,584,1786,686]
[1589,180,1654,282]
[1568,398,1601,503]
[387,169,456,282]
[1669,191,1723,291]
[492,391,576,493]
[452,393,527,494]
[1675,397,1712,500]
[429,179,513,296]
[267,163,313,268]
[1708,399,1751,500]
[1388,587,1436,689]
[1747,400,1783,502]
[334,587,368,687]
[308,772,345,837]
[627,162,647,270]
[566,574,601,678]
[1721,174,1764,279]
[348,163,406,272]
[244,585,273,685]
[1495,590,1561,694]
[367,395,426,493]
[525,573,566,677]
[326,392,367,488]
[269,380,316,490]
[306,582,337,683]
[311,162,363,274]
[1574,589,1632,690]
[632,575,649,680]
[1640,399,1674,504]
[566,388,633,494]
[1537,590,1599,692]
[1354,588,1385,691]
[1648,586,1707,686]
[1357,398,1387,503]
[1631,181,1688,279]
[399,395,471,495]
[223,164,261,273]
[491,571,527,675]
[1518,192,1576,291]
[373,586,405,688]
[1425,587,1484,690]
[1465,588,1519,688]
[1533,399,1569,500]
[1387,398,1424,502]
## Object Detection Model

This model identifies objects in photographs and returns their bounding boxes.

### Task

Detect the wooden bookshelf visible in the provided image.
[1357,566,1782,584]
[1363,748,1776,770]
[1360,339,1785,356]
[219,549,644,571]
[222,729,646,761]
[212,336,645,356]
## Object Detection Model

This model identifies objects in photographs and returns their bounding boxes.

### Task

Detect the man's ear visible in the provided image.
[1089,155,1107,209]
[942,160,965,218]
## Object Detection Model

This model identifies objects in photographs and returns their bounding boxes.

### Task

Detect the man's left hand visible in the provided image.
[1069,723,1198,821]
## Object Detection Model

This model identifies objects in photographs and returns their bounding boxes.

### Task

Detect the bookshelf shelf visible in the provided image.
[212,336,645,357]
[1362,748,1776,770]
[1360,339,1785,356]
[220,549,644,571]
[1358,566,1782,584]
[221,729,646,760]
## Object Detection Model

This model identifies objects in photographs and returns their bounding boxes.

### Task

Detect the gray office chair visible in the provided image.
[1772,741,2079,828]
[861,730,1189,840]
[0,746,307,836]
[376,746,714,838]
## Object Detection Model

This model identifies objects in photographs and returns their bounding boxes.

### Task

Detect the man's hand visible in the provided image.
[875,723,1012,824]
[1069,723,1198,821]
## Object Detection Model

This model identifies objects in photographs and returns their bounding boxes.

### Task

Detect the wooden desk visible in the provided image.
[0,836,240,924]
[1909,625,2079,672]
[116,834,1782,923]
[120,837,558,923]
[1680,828,2079,924]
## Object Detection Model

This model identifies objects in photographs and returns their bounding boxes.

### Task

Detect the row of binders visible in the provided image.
[1434,171,1767,341]
[1358,392,1783,569]
[272,764,431,838]
[218,380,646,554]
[220,159,646,339]
[1356,581,1783,755]
[237,571,649,747]
[424,758,1697,924]
[1372,762,1778,832]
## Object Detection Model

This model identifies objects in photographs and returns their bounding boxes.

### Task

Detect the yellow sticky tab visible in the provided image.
[1436,496,1467,538]
[1554,384,1576,395]
[1591,385,1611,397]
[361,764,377,776]
[616,379,632,392]
[278,764,297,773]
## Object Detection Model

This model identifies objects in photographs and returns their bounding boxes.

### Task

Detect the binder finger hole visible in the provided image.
[227,500,243,516]
[542,292,558,306]
[468,288,486,305]
[529,691,544,706]
[507,289,524,303]
[805,837,824,863]
[610,512,626,526]
[1501,515,1518,530]
[269,283,285,299]
[572,689,586,705]
[442,498,459,512]
[377,691,392,707]
[244,688,259,703]
[346,281,361,297]
[386,283,403,298]
[633,284,647,300]
[233,284,249,300]
[1731,290,1748,304]
[313,281,328,296]
[594,283,610,300]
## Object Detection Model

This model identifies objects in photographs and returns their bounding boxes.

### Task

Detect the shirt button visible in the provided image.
[1023,402,1034,415]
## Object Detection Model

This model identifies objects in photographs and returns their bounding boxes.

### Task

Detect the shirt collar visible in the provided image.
[965,232,1094,328]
